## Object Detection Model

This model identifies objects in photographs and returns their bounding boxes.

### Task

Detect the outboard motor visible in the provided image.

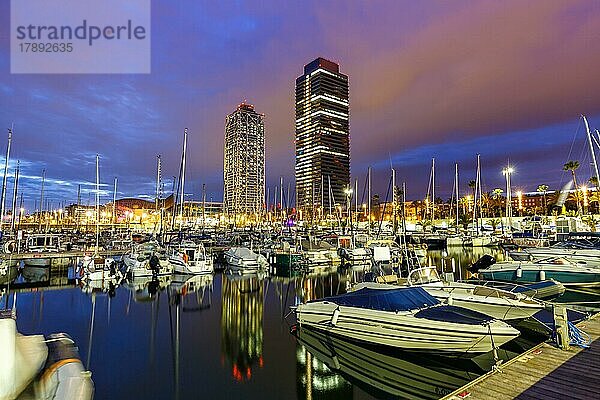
[468,254,496,272]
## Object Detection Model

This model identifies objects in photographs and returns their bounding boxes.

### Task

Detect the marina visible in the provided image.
[2,242,600,399]
[3,1,600,398]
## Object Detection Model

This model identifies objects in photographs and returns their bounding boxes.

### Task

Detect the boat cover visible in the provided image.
[414,305,493,325]
[317,287,439,312]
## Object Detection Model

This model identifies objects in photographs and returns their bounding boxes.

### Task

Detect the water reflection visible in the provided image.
[221,273,265,382]
[0,249,597,400]
[296,342,353,400]
[297,328,477,399]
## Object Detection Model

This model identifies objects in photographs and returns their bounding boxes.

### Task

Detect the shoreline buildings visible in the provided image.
[295,58,350,218]
[223,102,266,221]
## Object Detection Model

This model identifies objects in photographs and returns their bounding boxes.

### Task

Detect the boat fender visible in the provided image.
[447,296,454,306]
[183,253,189,263]
[539,270,546,281]
[516,266,523,278]
[331,308,340,326]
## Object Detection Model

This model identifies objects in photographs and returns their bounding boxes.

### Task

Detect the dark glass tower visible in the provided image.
[295,57,350,217]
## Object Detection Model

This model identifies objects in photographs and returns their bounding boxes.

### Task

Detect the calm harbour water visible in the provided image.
[4,247,600,400]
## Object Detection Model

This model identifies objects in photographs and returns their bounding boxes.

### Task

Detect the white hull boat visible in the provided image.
[168,241,213,275]
[224,247,268,272]
[123,241,173,278]
[294,286,519,354]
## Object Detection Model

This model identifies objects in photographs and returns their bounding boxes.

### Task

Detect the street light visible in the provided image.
[502,165,515,230]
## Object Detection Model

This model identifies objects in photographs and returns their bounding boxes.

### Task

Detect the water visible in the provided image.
[3,249,600,400]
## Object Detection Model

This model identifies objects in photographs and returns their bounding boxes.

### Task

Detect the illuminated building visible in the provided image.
[295,57,350,217]
[223,102,265,218]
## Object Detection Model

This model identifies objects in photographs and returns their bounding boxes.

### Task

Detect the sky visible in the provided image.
[1,0,600,211]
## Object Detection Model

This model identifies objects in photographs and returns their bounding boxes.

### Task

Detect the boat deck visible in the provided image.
[442,312,600,400]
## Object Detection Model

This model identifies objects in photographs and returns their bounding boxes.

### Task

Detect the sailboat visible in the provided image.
[79,155,121,282]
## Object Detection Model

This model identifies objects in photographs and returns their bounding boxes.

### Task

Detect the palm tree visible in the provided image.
[563,161,581,212]
[537,184,548,214]
[491,188,503,216]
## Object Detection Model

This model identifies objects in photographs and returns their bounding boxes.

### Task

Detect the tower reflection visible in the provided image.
[221,273,265,382]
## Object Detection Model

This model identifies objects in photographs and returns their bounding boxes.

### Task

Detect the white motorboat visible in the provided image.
[294,286,520,353]
[371,267,545,321]
[123,241,173,278]
[0,310,93,400]
[79,255,122,282]
[168,241,214,275]
[224,247,268,272]
[479,257,600,287]
[23,234,67,267]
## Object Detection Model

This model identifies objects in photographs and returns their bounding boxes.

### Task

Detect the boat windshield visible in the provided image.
[407,267,441,285]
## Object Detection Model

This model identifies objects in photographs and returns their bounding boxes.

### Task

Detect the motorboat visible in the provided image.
[79,255,122,282]
[383,267,546,321]
[293,286,520,353]
[23,234,67,267]
[224,247,268,272]
[168,241,214,274]
[509,233,600,266]
[478,257,600,287]
[0,310,93,399]
[123,241,173,278]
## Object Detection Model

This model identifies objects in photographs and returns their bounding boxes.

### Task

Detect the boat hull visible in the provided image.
[296,302,519,353]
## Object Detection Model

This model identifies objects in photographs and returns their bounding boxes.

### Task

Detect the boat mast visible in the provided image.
[38,169,45,231]
[1,125,13,226]
[367,166,372,236]
[473,154,481,235]
[112,177,117,225]
[95,154,100,253]
[392,168,397,235]
[280,176,284,223]
[455,163,459,232]
[155,155,161,212]
[179,128,188,229]
[583,115,600,190]
[10,160,19,232]
[202,183,206,231]
[431,158,435,222]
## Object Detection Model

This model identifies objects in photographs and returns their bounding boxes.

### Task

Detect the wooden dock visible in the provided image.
[442,313,600,400]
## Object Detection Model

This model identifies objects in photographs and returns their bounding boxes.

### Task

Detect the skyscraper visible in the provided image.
[223,102,265,218]
[295,57,350,217]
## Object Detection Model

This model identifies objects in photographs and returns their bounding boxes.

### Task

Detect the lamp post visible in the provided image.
[502,166,514,231]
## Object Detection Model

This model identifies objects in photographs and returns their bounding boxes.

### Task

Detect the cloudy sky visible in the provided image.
[1,0,600,211]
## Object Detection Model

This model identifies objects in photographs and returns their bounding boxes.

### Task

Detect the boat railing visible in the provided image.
[457,279,540,298]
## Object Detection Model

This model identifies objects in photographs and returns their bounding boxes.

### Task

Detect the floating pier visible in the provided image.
[442,313,600,400]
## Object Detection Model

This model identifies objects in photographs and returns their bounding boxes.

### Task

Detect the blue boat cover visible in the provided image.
[414,305,493,325]
[317,287,439,312]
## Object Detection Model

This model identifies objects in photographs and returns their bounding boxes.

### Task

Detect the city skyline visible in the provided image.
[1,1,600,210]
